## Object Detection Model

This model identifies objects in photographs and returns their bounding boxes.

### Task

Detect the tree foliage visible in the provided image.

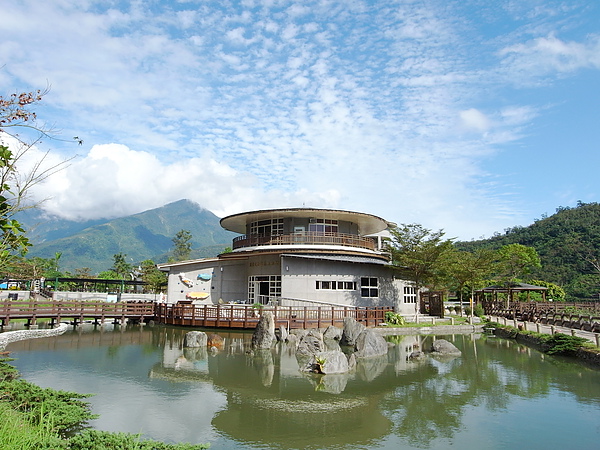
[0,88,73,273]
[110,252,133,280]
[456,202,600,300]
[171,229,192,262]
[387,223,455,293]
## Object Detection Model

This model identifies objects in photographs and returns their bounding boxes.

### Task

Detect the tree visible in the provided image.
[0,88,74,272]
[387,224,455,315]
[445,248,498,307]
[139,259,167,293]
[171,229,192,262]
[497,243,541,283]
[111,253,133,280]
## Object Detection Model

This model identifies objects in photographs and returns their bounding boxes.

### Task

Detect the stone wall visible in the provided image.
[0,323,69,351]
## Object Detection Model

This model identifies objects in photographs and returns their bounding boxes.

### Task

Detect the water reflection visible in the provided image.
[6,325,600,449]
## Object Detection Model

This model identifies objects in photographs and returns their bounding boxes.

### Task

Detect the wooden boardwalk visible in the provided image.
[0,300,391,330]
[155,303,391,329]
[0,300,155,327]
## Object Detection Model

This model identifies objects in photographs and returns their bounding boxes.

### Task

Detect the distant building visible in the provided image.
[158,208,417,314]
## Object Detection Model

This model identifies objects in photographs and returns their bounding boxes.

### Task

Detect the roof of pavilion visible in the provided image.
[476,282,548,293]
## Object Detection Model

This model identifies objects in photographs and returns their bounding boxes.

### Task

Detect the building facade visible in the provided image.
[158,208,417,314]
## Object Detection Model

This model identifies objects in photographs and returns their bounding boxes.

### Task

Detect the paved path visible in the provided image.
[488,315,600,346]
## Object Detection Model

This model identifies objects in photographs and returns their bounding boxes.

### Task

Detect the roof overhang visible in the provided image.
[220,208,393,235]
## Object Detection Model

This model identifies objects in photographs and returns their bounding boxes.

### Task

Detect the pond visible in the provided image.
[5,325,600,449]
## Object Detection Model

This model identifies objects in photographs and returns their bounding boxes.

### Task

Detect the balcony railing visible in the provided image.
[232,231,376,251]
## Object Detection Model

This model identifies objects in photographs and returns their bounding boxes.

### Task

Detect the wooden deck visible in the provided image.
[0,300,391,330]
[154,303,391,329]
[0,300,155,327]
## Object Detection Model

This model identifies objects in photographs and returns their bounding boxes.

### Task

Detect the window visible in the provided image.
[250,218,283,236]
[360,277,378,298]
[308,218,338,233]
[248,275,281,304]
[404,286,417,303]
[316,280,357,290]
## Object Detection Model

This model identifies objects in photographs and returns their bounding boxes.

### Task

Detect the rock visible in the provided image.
[183,331,207,348]
[251,311,276,350]
[303,350,350,374]
[323,325,343,341]
[408,351,425,360]
[207,333,225,349]
[277,325,289,342]
[430,339,462,356]
[340,317,366,347]
[296,331,324,358]
[354,329,388,358]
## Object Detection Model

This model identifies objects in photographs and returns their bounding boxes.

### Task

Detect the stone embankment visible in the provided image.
[0,323,69,351]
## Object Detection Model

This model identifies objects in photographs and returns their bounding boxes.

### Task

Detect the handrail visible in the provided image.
[232,231,376,251]
[154,303,391,329]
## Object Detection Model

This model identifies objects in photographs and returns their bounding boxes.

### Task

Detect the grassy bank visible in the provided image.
[0,358,209,450]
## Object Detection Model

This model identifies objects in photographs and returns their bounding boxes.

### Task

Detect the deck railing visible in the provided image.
[0,300,155,327]
[232,231,377,251]
[154,303,391,329]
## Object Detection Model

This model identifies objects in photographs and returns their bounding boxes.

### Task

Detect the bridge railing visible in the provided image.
[0,300,155,326]
[154,303,391,329]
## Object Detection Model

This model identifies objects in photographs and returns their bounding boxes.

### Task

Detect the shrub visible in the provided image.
[385,311,406,326]
[473,304,484,317]
[545,333,590,356]
[67,430,209,449]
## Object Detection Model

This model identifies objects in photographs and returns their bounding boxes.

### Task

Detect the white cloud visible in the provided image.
[1,0,598,241]
[459,108,491,133]
[500,34,600,80]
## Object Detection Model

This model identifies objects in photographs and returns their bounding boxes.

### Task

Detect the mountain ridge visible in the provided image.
[23,199,236,274]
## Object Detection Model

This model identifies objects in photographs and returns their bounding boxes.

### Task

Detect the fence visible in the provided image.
[154,303,391,329]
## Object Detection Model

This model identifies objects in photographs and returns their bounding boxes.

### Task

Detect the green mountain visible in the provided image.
[456,201,600,301]
[26,199,237,274]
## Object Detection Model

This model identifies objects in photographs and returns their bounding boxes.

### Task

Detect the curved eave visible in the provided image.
[220,208,392,235]
[221,245,390,262]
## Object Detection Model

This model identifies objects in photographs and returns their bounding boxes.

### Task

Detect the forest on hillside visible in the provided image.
[456,201,600,301]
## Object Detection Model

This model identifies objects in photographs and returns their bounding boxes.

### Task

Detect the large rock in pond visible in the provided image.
[303,350,350,374]
[340,317,366,347]
[323,325,343,341]
[184,331,207,348]
[296,330,324,359]
[430,339,462,356]
[354,329,388,358]
[251,311,276,350]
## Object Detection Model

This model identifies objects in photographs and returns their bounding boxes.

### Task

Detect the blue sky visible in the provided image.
[1,0,598,240]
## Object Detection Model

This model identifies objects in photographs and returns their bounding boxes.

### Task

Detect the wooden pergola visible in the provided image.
[475,282,548,304]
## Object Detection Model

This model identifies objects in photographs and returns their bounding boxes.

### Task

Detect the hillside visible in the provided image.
[25,200,236,274]
[456,201,600,300]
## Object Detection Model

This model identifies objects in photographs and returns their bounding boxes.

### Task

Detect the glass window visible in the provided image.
[360,277,378,297]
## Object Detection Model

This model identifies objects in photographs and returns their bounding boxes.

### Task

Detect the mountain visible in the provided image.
[24,199,237,274]
[456,201,600,300]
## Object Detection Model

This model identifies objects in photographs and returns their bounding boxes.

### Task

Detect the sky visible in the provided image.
[1,0,599,241]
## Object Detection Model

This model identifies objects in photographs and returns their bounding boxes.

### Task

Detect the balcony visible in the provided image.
[232,232,377,251]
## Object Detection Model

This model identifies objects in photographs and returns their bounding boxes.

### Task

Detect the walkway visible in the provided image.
[489,315,600,346]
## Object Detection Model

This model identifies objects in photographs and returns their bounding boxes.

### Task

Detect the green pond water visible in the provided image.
[5,325,600,449]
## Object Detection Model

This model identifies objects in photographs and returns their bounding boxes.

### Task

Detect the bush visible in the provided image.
[385,311,406,326]
[545,333,590,356]
[473,304,484,317]
[67,430,209,450]
[464,306,472,316]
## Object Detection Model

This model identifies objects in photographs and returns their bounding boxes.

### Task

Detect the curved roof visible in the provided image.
[220,208,393,235]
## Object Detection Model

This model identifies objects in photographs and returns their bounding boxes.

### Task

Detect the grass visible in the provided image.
[383,314,471,327]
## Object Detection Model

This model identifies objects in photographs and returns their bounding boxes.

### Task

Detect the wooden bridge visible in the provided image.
[154,303,391,329]
[0,300,155,327]
[482,300,600,333]
[1,300,391,330]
